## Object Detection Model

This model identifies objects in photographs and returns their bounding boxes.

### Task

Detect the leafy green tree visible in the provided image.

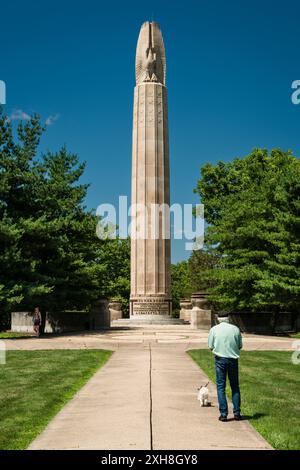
[95,237,130,316]
[195,148,300,314]
[0,108,130,326]
[171,261,193,316]
[188,248,219,293]
[171,250,218,316]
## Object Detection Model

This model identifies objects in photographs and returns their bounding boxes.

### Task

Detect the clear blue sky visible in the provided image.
[1,0,300,262]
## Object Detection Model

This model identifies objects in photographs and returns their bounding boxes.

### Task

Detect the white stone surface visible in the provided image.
[130,22,171,319]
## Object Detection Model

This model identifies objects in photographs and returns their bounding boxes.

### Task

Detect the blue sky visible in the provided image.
[1,0,300,262]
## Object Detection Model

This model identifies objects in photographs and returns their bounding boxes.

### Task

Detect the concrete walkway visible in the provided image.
[26,328,275,450]
[4,325,295,352]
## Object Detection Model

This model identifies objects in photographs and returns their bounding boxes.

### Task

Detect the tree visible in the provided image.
[0,110,46,325]
[0,108,131,326]
[171,261,193,315]
[95,237,130,316]
[188,248,219,293]
[195,148,300,314]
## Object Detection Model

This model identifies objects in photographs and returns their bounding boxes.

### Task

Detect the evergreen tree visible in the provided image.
[0,108,130,326]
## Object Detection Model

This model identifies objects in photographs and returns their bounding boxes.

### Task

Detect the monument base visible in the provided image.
[130,296,172,316]
[127,296,178,324]
[112,317,184,326]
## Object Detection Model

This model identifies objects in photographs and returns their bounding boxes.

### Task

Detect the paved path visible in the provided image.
[4,325,296,351]
[24,326,277,450]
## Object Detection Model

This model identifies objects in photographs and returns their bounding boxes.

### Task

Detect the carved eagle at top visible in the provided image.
[135,22,166,85]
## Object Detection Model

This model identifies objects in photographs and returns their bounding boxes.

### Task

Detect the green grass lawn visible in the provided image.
[188,350,300,450]
[0,331,35,339]
[0,349,112,450]
[290,332,300,339]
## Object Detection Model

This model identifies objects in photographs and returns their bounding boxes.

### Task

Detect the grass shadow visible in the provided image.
[224,413,267,422]
[242,413,268,421]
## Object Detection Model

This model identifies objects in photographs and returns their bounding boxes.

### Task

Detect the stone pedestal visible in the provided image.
[190,292,212,329]
[190,306,212,330]
[179,299,193,322]
[89,299,110,329]
[191,292,211,309]
[108,300,123,321]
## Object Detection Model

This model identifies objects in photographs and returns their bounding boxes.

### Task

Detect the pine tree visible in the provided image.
[0,108,130,325]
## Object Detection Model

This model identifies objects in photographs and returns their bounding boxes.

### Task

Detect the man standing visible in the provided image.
[208,313,243,422]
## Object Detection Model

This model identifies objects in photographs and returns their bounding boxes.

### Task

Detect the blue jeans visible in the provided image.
[215,355,241,417]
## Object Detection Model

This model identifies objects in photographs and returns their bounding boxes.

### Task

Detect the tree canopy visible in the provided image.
[0,109,130,327]
[194,148,300,313]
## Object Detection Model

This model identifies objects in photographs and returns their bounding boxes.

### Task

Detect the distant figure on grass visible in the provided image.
[208,313,243,422]
[32,307,42,337]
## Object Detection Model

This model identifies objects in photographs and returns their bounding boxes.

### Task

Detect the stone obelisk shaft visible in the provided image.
[130,22,171,318]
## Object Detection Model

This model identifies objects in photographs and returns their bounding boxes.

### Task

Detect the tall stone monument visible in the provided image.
[130,22,172,320]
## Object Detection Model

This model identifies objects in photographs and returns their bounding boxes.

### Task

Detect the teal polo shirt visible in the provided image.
[208,322,243,359]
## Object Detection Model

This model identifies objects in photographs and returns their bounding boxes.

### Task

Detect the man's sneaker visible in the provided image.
[234,414,243,421]
[218,415,227,422]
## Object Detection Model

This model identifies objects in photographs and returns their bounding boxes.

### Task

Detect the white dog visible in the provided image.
[197,382,211,406]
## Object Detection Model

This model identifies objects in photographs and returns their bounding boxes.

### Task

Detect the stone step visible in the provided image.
[112,317,185,326]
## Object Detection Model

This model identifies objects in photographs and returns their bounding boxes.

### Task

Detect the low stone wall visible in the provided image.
[89,299,111,330]
[226,311,300,334]
[45,311,92,333]
[182,291,300,334]
[11,312,35,333]
[11,299,111,333]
